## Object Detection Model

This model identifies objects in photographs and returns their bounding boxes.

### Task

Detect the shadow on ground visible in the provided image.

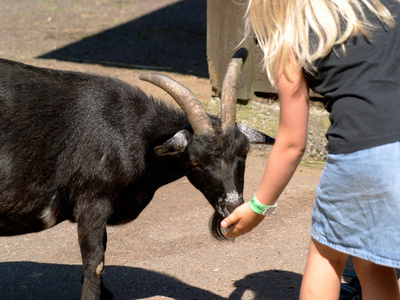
[0,262,302,299]
[38,0,208,78]
[228,270,302,300]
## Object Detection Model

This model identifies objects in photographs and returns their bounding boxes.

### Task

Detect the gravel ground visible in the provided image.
[0,156,321,300]
[0,1,332,299]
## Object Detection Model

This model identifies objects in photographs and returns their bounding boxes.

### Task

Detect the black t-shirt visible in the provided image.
[304,0,400,154]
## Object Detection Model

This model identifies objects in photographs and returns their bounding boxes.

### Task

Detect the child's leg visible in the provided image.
[353,257,400,300]
[300,238,349,300]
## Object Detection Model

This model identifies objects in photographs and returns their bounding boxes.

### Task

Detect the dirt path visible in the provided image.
[0,154,323,299]
[0,1,325,299]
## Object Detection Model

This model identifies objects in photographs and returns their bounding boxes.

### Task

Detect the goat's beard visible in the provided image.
[209,212,229,240]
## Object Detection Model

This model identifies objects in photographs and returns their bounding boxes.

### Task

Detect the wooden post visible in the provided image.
[206,0,254,101]
[207,0,277,101]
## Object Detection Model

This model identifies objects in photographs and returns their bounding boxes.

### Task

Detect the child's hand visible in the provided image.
[221,202,265,238]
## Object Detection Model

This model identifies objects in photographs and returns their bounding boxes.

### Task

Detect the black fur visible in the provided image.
[0,58,274,299]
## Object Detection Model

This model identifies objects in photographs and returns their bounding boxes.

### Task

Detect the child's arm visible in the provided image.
[221,55,310,238]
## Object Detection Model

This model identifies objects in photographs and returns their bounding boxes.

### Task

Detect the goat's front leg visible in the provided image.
[77,200,114,300]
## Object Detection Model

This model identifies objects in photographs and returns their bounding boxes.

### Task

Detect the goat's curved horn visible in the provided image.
[220,48,248,132]
[140,73,215,136]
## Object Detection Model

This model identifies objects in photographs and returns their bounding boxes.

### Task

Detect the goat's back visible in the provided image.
[0,59,158,234]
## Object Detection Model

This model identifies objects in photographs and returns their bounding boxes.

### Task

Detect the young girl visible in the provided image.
[221,0,400,299]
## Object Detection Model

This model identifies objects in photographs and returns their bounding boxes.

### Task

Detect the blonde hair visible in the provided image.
[247,0,398,86]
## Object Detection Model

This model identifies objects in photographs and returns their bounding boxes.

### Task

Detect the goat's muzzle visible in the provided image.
[210,191,244,240]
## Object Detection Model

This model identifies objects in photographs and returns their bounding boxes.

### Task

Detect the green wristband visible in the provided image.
[250,195,277,216]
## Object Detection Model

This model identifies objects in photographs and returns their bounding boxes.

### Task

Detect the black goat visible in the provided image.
[0,48,274,299]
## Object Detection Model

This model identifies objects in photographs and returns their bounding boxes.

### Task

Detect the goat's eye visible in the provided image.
[192,161,199,166]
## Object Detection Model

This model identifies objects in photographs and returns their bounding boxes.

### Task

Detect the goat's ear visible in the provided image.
[237,123,275,144]
[154,130,191,156]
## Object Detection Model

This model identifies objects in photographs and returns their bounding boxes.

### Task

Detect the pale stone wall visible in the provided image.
[207,97,330,160]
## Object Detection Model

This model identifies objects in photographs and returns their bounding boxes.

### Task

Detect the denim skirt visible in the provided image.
[311,141,400,268]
